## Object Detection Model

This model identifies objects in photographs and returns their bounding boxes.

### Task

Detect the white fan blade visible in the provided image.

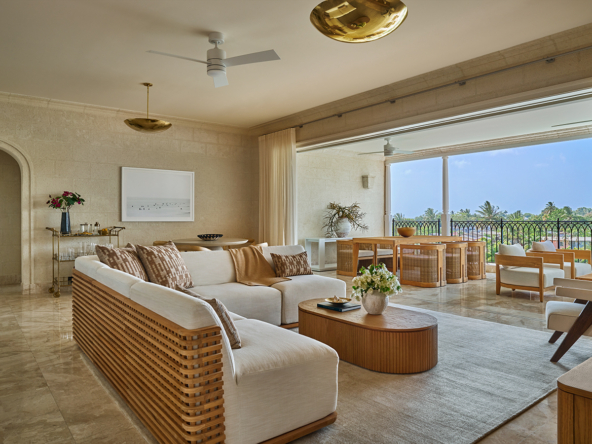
[147,50,209,65]
[212,73,229,88]
[224,50,280,67]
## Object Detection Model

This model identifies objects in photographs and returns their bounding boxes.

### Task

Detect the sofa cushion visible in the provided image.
[180,251,236,286]
[499,266,564,288]
[231,319,338,444]
[546,301,592,335]
[271,251,312,278]
[95,244,148,281]
[271,275,347,324]
[95,267,144,298]
[177,286,242,349]
[136,242,193,289]
[193,283,282,325]
[75,255,109,280]
[532,240,556,252]
[261,245,305,272]
[545,262,592,279]
[499,243,526,256]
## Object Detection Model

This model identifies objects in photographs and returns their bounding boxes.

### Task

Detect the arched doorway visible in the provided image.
[0,140,34,290]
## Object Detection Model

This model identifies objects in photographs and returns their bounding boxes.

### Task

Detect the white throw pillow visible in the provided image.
[498,243,526,257]
[532,240,556,252]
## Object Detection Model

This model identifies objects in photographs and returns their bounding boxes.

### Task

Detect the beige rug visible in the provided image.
[293,304,592,444]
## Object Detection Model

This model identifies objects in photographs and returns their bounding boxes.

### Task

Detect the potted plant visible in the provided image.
[47,191,85,234]
[322,202,369,238]
[351,264,402,315]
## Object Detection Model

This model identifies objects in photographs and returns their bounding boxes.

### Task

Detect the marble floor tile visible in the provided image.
[0,274,565,443]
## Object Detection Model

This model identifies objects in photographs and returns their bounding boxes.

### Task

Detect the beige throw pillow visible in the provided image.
[136,241,194,289]
[176,286,241,349]
[95,244,148,281]
[270,251,313,277]
[532,240,556,252]
[498,243,526,256]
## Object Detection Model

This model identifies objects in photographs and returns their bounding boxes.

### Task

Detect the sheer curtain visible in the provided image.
[258,128,297,246]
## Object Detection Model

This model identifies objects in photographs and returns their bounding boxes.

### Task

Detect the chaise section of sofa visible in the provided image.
[73,254,339,444]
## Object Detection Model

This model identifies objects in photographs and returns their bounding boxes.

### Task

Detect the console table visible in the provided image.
[305,237,351,272]
[558,357,592,443]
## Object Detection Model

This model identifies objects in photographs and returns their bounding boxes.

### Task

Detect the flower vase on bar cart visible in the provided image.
[47,191,85,234]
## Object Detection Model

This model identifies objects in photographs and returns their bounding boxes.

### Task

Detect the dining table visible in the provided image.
[171,237,249,251]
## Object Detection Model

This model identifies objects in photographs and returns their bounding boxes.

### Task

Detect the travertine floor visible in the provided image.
[0,275,574,443]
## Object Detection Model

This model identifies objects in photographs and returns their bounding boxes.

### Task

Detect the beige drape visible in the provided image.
[258,128,297,246]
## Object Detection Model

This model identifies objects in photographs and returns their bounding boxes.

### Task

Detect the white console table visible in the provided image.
[305,237,352,272]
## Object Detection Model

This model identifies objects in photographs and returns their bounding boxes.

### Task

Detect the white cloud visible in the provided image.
[453,160,469,168]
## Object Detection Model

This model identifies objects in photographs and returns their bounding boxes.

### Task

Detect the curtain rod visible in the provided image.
[259,44,592,138]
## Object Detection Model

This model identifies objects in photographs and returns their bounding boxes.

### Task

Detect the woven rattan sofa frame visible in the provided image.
[72,270,337,444]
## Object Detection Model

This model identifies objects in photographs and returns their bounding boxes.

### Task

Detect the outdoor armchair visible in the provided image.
[546,278,592,362]
[495,246,564,302]
[529,240,592,279]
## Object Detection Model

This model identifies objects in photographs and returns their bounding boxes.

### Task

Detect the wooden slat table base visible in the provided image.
[299,300,437,374]
[72,270,225,444]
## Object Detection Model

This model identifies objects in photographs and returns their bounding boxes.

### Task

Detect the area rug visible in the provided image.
[293,304,592,444]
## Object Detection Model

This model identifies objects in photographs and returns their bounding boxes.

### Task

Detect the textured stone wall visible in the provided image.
[0,150,21,285]
[0,94,258,287]
[298,149,384,264]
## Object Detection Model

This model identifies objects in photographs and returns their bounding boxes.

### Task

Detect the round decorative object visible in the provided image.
[362,292,389,315]
[310,0,408,44]
[325,297,352,305]
[335,218,352,238]
[397,227,416,237]
[197,234,223,241]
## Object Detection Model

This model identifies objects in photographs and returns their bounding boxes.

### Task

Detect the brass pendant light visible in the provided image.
[310,0,408,43]
[124,83,172,133]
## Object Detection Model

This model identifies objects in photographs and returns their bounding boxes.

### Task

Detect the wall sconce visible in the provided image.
[362,175,375,189]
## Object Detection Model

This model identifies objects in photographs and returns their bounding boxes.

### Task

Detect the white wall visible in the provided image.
[297,148,384,264]
[0,94,258,288]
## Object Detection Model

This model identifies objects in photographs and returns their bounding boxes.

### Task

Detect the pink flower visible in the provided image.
[77,200,81,204]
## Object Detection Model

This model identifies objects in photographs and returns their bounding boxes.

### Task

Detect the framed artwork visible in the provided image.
[121,167,194,222]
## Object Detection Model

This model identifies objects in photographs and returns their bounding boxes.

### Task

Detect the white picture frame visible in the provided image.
[121,167,194,222]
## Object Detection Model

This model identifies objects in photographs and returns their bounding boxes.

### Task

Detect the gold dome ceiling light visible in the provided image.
[124,83,172,133]
[310,0,408,43]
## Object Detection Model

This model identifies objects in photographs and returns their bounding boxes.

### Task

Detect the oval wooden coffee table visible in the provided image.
[298,299,438,374]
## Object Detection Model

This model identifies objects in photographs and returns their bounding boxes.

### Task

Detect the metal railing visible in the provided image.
[450,219,592,262]
[392,220,441,236]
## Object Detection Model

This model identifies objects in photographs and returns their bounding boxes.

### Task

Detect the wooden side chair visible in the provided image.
[399,243,446,288]
[442,241,468,284]
[547,278,592,362]
[336,240,374,277]
[467,241,487,280]
[529,240,592,279]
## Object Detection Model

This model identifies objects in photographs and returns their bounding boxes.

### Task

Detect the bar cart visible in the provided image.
[46,226,125,297]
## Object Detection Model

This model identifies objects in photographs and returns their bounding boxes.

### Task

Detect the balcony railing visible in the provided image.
[450,219,592,262]
[391,218,592,263]
[392,220,441,236]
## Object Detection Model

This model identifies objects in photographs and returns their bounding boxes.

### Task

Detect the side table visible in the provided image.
[305,237,351,272]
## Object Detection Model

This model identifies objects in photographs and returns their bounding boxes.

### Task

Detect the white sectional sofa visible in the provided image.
[73,245,341,444]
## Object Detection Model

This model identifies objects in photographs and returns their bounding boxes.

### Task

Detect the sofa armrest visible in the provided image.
[495,253,544,269]
[525,252,565,268]
[557,249,592,263]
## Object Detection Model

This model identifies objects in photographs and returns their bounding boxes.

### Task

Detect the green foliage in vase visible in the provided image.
[322,202,369,237]
[47,191,85,211]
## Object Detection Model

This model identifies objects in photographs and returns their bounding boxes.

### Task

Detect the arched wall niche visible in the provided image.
[0,139,34,290]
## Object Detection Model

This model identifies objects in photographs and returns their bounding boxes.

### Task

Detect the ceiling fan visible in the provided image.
[358,137,413,157]
[148,32,280,88]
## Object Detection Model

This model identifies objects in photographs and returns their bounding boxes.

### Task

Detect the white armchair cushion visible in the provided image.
[231,319,338,444]
[546,301,592,335]
[532,240,557,252]
[499,266,564,288]
[499,244,526,256]
[180,251,236,286]
[545,262,592,279]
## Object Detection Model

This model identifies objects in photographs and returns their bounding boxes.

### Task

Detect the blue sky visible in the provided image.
[390,138,592,217]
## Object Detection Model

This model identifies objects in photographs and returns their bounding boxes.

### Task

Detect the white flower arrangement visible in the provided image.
[351,264,402,301]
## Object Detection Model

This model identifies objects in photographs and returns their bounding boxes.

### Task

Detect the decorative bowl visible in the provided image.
[325,297,352,305]
[197,234,223,241]
[397,227,416,237]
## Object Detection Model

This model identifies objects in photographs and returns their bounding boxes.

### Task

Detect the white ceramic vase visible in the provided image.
[362,292,389,315]
[335,218,352,238]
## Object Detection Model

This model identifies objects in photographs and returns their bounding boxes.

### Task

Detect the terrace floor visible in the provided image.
[0,275,575,443]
